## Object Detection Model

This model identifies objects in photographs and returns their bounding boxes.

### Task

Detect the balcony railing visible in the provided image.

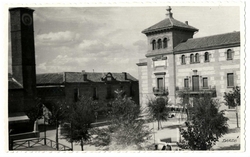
[153,87,169,96]
[176,85,216,95]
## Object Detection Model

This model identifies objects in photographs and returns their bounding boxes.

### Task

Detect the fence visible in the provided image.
[11,138,72,151]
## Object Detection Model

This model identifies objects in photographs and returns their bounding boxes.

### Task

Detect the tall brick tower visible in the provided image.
[9,8,37,107]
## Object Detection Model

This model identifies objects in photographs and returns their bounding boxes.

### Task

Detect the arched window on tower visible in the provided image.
[227,49,233,60]
[204,52,209,62]
[181,55,186,64]
[152,40,156,50]
[157,39,162,49]
[195,53,200,63]
[190,54,194,63]
[163,38,168,48]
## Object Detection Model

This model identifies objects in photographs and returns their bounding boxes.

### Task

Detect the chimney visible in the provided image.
[185,21,188,25]
[122,72,127,80]
[82,71,87,81]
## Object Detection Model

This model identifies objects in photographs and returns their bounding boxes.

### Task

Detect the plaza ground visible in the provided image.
[31,110,241,151]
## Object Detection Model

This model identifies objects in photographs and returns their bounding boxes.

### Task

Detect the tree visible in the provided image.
[178,94,229,150]
[24,97,43,123]
[223,86,241,128]
[63,97,95,151]
[177,90,193,121]
[43,99,68,150]
[90,90,152,150]
[146,97,170,130]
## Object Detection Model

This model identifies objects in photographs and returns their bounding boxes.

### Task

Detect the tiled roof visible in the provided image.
[65,72,137,82]
[142,18,198,34]
[174,31,240,53]
[36,73,64,85]
[8,74,23,89]
[36,72,137,84]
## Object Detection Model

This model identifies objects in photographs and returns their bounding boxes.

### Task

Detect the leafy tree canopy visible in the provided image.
[90,90,152,150]
[179,95,229,150]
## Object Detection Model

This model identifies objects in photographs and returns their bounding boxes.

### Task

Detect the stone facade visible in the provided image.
[137,7,241,110]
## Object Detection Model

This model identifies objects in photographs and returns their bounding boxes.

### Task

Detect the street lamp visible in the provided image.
[42,104,47,145]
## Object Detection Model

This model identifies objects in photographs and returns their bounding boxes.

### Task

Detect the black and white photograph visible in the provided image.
[5,1,246,153]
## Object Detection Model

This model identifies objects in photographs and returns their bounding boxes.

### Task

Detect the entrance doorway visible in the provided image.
[192,75,199,91]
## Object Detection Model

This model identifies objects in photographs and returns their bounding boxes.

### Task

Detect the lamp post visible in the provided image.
[234,98,239,128]
[42,104,47,145]
[70,122,73,151]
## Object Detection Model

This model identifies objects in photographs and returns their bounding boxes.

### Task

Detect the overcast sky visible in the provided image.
[8,6,240,78]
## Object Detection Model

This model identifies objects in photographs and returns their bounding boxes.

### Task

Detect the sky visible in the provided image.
[8,6,240,78]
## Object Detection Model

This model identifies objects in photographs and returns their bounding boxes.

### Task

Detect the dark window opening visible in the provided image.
[204,52,209,62]
[106,85,113,99]
[157,39,162,49]
[163,38,168,48]
[74,88,79,102]
[190,54,194,63]
[152,40,156,50]
[157,78,164,89]
[227,73,234,87]
[93,87,98,100]
[130,85,134,97]
[195,53,199,63]
[184,78,189,88]
[203,77,208,88]
[192,75,199,91]
[181,55,186,64]
[227,49,233,60]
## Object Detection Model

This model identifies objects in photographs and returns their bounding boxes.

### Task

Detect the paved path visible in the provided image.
[39,112,241,151]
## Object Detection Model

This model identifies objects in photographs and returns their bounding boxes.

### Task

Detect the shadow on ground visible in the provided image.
[227,127,240,134]
[214,144,240,150]
[162,124,185,130]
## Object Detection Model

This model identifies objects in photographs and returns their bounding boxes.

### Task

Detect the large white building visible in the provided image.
[137,7,240,110]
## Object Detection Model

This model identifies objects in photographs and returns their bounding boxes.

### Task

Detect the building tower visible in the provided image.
[138,6,198,107]
[9,8,37,110]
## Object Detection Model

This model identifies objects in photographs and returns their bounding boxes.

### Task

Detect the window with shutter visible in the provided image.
[227,73,234,87]
[227,49,233,60]
[157,78,164,89]
[190,54,194,63]
[203,77,208,88]
[181,55,186,64]
[184,78,189,88]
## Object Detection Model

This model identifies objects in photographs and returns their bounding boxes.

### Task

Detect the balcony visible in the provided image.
[153,87,169,96]
[176,86,216,96]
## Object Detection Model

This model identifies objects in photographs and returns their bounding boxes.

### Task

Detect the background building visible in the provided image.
[36,71,139,121]
[137,7,240,110]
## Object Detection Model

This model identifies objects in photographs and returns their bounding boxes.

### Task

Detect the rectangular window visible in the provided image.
[184,78,189,88]
[203,77,208,88]
[106,85,113,99]
[130,85,134,96]
[74,88,79,102]
[93,87,98,100]
[157,78,164,89]
[227,73,234,87]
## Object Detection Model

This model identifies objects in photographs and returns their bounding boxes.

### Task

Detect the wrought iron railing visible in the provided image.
[153,87,169,96]
[11,138,72,151]
[176,85,216,93]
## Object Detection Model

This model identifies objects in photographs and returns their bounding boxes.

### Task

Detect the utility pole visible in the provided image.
[234,99,239,128]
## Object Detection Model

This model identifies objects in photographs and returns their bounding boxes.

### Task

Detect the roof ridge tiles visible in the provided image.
[189,31,240,41]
